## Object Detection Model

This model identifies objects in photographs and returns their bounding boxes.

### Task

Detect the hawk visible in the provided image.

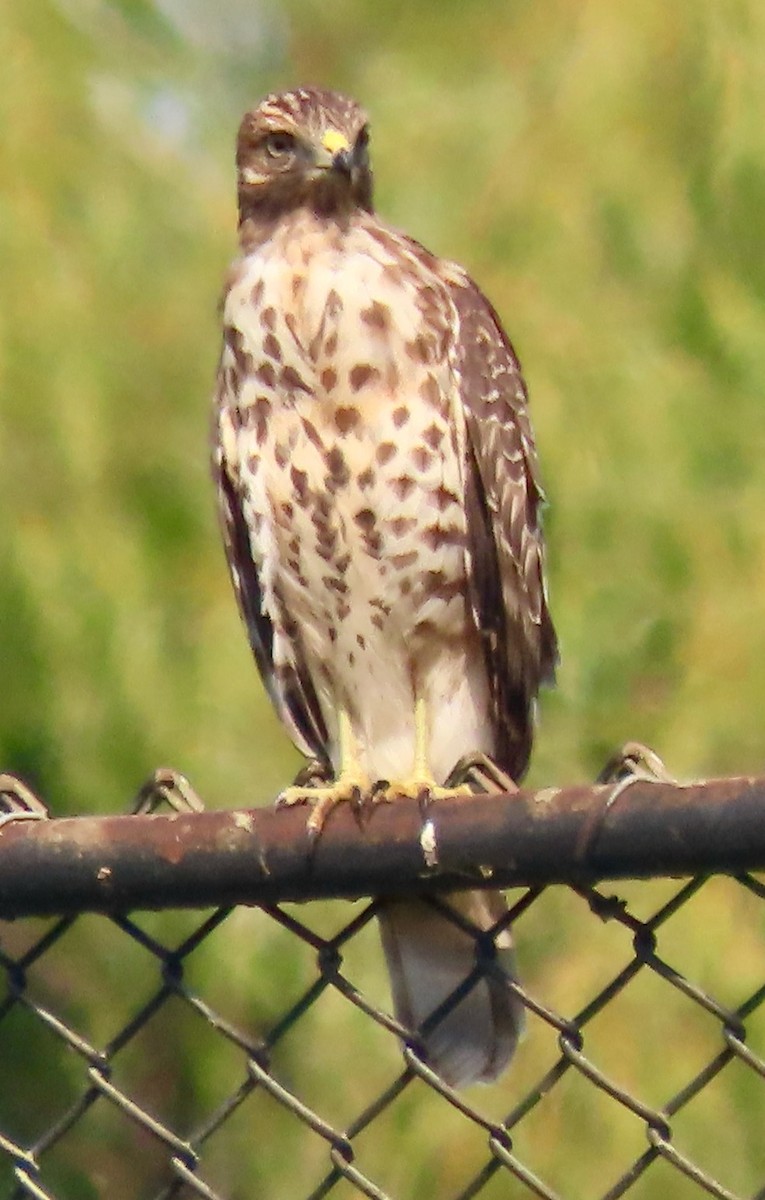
[212,87,557,1087]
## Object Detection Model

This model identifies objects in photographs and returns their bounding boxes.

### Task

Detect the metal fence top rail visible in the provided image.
[0,773,764,919]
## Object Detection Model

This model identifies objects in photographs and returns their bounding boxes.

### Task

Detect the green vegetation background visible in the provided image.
[1,2,764,1198]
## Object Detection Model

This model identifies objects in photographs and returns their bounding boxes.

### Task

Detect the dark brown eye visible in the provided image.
[264,131,296,158]
[355,125,369,152]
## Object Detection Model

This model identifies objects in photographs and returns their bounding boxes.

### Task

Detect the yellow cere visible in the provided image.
[321,128,350,156]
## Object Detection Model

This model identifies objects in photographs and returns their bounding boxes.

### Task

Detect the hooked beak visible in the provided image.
[330,147,353,176]
[314,128,355,176]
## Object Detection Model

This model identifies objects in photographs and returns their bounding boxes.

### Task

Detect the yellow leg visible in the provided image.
[412,695,430,780]
[277,705,371,836]
[376,694,471,803]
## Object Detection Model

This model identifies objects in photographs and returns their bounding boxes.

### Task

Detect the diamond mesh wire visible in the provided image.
[0,776,763,1200]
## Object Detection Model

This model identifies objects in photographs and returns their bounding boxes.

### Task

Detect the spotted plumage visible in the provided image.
[212,86,557,1087]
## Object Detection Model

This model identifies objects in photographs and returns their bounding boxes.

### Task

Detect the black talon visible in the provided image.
[292,757,333,788]
[417,786,432,816]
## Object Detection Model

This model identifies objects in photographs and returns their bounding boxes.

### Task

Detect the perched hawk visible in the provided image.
[213,87,557,1087]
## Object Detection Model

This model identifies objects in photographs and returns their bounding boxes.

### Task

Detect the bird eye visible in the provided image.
[264,131,296,158]
[355,125,370,151]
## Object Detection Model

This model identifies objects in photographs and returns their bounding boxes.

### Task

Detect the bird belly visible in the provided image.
[225,232,493,779]
[263,404,491,782]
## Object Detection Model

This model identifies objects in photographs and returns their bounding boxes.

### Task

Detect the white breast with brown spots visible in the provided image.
[219,209,493,781]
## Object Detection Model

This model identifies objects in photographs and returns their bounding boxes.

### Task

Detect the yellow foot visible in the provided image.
[277,775,372,838]
[371,778,473,805]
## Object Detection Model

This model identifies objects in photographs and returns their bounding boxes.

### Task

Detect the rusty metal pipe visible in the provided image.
[0,776,763,918]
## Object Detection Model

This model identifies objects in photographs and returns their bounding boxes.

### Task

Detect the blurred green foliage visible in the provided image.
[1,1,764,1197]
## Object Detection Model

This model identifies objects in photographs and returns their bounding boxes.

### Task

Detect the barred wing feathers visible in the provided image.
[449,273,558,780]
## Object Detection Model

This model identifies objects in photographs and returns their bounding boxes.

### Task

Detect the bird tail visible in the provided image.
[378,889,524,1088]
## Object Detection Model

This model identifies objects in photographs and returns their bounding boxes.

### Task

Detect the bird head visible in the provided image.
[236,87,373,222]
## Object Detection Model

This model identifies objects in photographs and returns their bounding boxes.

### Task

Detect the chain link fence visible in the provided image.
[0,764,764,1200]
